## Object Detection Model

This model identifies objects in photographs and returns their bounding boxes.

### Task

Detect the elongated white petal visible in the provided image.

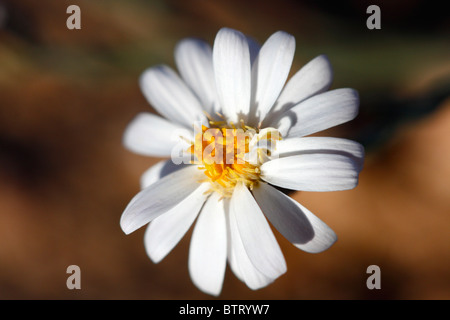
[264,54,333,125]
[123,113,191,157]
[261,153,359,191]
[272,88,359,138]
[251,31,295,125]
[230,182,286,279]
[175,38,217,114]
[144,183,209,263]
[226,201,244,284]
[140,160,188,190]
[189,193,227,296]
[275,136,365,172]
[120,166,203,234]
[252,183,337,253]
[140,65,204,128]
[213,28,251,123]
[227,199,274,290]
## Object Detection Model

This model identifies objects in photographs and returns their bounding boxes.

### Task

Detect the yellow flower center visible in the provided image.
[188,119,281,198]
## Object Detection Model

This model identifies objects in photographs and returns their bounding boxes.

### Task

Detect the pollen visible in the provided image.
[188,118,281,198]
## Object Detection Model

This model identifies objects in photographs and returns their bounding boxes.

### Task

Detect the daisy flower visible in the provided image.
[120,27,364,296]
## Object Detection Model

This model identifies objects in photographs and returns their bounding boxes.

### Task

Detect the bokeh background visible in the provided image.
[0,0,449,299]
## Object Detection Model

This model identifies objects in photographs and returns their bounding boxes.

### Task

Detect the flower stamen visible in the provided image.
[188,120,281,198]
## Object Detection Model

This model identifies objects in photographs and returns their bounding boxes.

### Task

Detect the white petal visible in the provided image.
[226,202,244,283]
[189,192,227,296]
[227,199,274,290]
[261,153,360,191]
[140,65,204,127]
[251,31,295,125]
[275,136,365,172]
[264,54,333,125]
[230,182,286,279]
[271,88,359,138]
[175,38,217,114]
[252,182,337,253]
[120,165,203,234]
[140,160,188,190]
[123,112,191,158]
[213,28,251,123]
[144,183,209,263]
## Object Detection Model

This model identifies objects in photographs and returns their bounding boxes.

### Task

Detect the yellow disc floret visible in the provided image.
[188,118,281,198]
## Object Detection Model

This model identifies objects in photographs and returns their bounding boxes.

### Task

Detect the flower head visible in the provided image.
[121,27,364,296]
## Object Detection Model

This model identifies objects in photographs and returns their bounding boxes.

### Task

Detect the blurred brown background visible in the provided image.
[0,0,449,299]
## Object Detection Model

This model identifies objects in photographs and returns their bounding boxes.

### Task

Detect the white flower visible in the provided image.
[120,27,364,296]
